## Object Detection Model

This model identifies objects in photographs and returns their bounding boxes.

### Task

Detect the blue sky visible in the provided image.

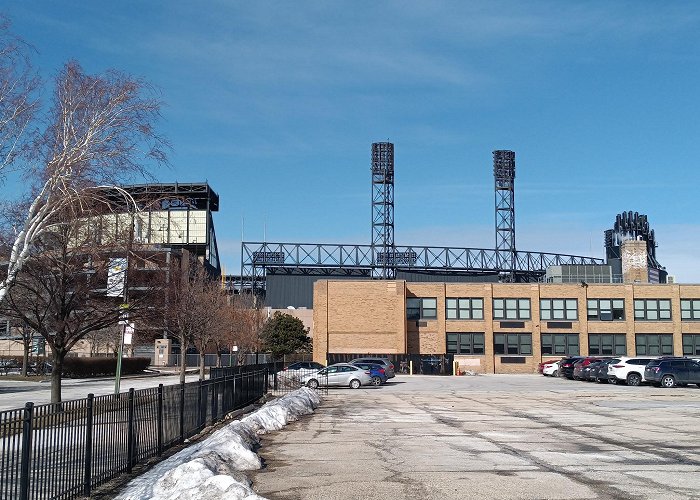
[4,1,700,280]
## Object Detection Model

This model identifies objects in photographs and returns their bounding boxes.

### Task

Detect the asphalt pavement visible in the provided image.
[251,374,700,500]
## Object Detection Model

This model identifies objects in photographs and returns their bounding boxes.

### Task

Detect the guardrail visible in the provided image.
[0,364,269,500]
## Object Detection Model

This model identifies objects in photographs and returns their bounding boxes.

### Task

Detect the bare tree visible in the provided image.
[0,16,39,178]
[0,204,158,402]
[0,60,166,303]
[190,280,229,380]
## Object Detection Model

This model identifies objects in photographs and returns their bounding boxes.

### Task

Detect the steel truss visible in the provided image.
[240,241,605,291]
[371,142,395,279]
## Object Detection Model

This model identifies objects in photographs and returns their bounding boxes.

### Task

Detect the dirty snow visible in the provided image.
[116,387,321,500]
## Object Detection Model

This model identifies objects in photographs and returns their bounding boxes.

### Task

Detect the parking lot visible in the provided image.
[251,374,700,500]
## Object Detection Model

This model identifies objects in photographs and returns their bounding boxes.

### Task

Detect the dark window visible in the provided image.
[446,298,484,320]
[683,334,700,356]
[493,298,531,320]
[446,333,485,355]
[540,299,578,320]
[407,297,437,320]
[634,299,671,321]
[681,299,700,320]
[494,333,532,355]
[635,334,673,356]
[589,334,627,356]
[541,334,580,355]
[587,299,625,321]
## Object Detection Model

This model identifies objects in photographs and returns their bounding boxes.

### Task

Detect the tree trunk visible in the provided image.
[199,352,205,381]
[179,348,186,384]
[51,351,64,404]
[216,350,222,368]
[22,342,30,377]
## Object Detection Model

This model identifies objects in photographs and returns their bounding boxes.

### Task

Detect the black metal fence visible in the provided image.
[213,361,328,396]
[0,364,268,500]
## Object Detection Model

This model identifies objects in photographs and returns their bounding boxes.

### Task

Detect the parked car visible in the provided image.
[590,358,620,383]
[645,358,700,388]
[301,363,372,389]
[277,361,325,383]
[349,357,395,379]
[572,357,604,380]
[607,357,657,386]
[350,362,387,385]
[558,356,585,379]
[542,360,560,377]
[538,359,561,374]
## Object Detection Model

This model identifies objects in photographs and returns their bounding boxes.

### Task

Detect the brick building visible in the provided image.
[313,280,700,374]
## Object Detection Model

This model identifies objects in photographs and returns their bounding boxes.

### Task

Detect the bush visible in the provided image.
[62,357,150,378]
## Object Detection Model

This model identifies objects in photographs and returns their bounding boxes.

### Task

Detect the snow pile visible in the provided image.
[116,387,321,500]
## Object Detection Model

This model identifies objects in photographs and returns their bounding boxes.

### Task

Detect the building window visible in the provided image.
[589,334,627,356]
[446,333,485,354]
[634,299,671,321]
[493,298,531,320]
[683,334,700,356]
[681,299,700,320]
[587,299,625,321]
[446,298,484,320]
[540,299,578,320]
[541,334,579,355]
[494,333,532,355]
[407,298,437,320]
[635,334,673,356]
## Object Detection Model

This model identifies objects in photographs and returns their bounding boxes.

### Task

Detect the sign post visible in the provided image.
[114,303,129,395]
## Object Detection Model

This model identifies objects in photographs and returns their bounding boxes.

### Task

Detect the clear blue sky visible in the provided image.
[4,2,700,280]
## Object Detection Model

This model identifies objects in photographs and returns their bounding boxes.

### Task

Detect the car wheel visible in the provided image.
[609,378,617,385]
[627,373,642,386]
[307,379,319,389]
[661,375,676,388]
[349,379,361,389]
[370,376,382,386]
[551,370,558,378]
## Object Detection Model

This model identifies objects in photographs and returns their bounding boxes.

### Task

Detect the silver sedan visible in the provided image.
[301,363,372,389]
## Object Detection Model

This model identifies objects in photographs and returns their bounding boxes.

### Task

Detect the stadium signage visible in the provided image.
[377,251,417,265]
[252,251,286,264]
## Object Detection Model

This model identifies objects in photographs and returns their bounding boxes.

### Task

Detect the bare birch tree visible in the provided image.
[0,15,39,179]
[0,60,166,303]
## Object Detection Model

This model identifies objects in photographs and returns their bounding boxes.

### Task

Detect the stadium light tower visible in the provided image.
[494,150,516,281]
[371,142,395,279]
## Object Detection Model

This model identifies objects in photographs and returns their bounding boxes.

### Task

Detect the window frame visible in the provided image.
[494,333,532,355]
[446,332,486,355]
[635,334,674,356]
[541,333,580,356]
[681,299,700,321]
[407,297,438,320]
[587,298,625,321]
[446,298,484,320]
[493,298,531,320]
[683,334,700,356]
[633,299,672,321]
[540,298,578,321]
[588,333,627,356]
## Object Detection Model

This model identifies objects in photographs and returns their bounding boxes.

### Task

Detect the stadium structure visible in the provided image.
[232,143,665,308]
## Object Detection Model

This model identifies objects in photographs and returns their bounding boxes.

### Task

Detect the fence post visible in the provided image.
[211,378,218,423]
[83,394,94,496]
[127,388,135,474]
[264,367,269,394]
[19,402,34,500]
[197,380,203,430]
[179,382,185,443]
[157,384,164,456]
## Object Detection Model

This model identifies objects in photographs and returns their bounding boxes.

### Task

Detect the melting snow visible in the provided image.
[116,387,321,500]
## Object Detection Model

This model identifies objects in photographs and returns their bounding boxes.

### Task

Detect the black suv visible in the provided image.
[558,356,584,379]
[645,358,700,388]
